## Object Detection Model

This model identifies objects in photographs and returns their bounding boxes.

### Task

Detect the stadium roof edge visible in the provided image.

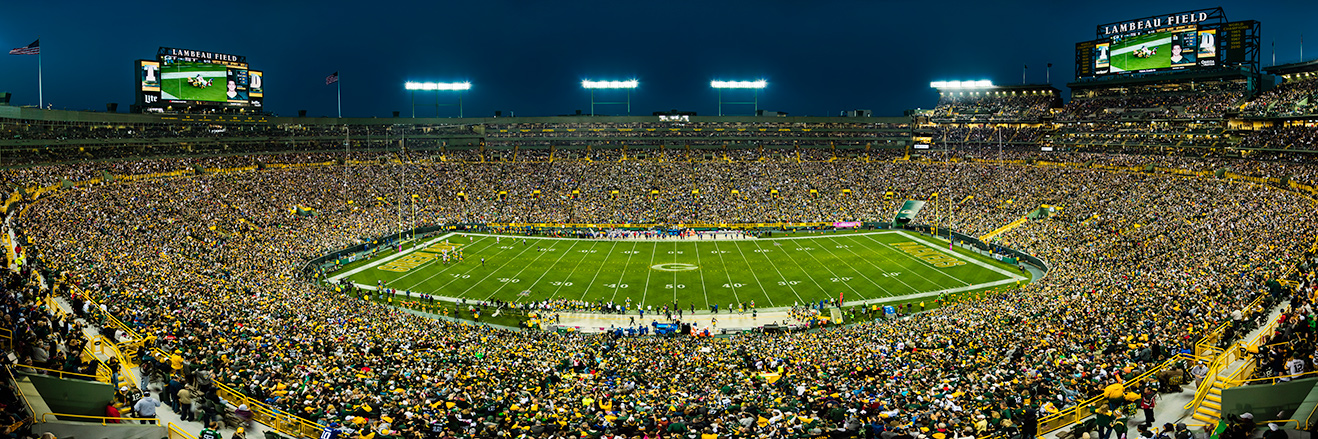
[0,107,912,126]
[1068,68,1262,90]
[1264,59,1318,76]
[934,84,1061,93]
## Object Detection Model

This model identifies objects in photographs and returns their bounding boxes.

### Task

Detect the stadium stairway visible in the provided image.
[1043,304,1288,439]
[1186,304,1288,425]
[48,297,269,439]
[979,217,1028,242]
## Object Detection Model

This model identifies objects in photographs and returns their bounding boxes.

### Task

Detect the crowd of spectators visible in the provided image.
[927,126,1049,149]
[931,92,1058,122]
[1237,126,1318,152]
[1060,82,1247,121]
[1242,79,1318,118]
[3,145,1314,439]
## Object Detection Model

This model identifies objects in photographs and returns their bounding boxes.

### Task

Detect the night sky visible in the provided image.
[1,0,1315,118]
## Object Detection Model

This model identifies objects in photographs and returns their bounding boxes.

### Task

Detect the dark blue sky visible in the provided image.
[2,0,1315,117]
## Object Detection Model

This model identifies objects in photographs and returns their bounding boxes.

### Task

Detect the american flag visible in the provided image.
[9,39,39,55]
[325,71,339,85]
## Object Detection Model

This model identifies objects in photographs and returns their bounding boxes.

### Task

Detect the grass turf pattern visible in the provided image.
[331,230,1026,310]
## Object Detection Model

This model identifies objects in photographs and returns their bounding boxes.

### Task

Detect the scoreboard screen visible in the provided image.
[1074,9,1257,79]
[1092,25,1214,75]
[137,47,263,110]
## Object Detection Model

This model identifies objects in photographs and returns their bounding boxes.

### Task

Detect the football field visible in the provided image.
[327,230,1027,310]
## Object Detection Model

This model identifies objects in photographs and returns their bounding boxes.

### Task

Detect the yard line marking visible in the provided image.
[327,232,457,281]
[608,242,638,304]
[443,237,539,297]
[739,240,804,306]
[858,234,970,288]
[715,240,764,308]
[792,236,869,301]
[550,241,598,299]
[711,237,764,305]
[840,235,927,294]
[393,238,498,291]
[824,239,900,297]
[754,239,832,301]
[410,254,491,298]
[641,242,657,307]
[671,241,679,305]
[580,241,619,300]
[482,240,562,301]
[693,241,715,309]
[522,240,580,301]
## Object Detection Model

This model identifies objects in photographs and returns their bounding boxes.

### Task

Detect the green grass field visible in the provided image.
[327,230,1028,311]
[160,62,229,102]
[1109,32,1174,72]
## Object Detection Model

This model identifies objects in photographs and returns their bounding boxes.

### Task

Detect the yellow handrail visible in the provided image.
[40,412,158,425]
[72,288,325,439]
[1229,371,1318,386]
[13,364,101,381]
[1185,342,1235,411]
[168,422,198,439]
[103,336,141,389]
[4,366,35,426]
[1034,354,1185,436]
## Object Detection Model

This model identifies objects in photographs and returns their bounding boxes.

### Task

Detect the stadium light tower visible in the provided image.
[405,81,471,118]
[581,79,638,115]
[711,80,767,116]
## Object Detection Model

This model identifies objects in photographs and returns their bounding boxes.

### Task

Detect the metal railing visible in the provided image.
[168,422,199,439]
[3,366,35,428]
[1035,354,1187,436]
[12,364,101,381]
[40,413,158,425]
[73,291,323,438]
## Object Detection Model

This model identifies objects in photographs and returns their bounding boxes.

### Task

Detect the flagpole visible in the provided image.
[37,36,42,109]
[337,75,342,119]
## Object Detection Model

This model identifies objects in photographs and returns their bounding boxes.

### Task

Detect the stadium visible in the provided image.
[0,5,1316,439]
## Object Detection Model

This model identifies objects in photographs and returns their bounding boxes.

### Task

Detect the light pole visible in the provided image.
[581,80,638,115]
[405,82,471,118]
[710,80,767,116]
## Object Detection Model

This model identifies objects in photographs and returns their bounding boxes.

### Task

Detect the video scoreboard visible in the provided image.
[136,47,263,111]
[1074,8,1259,79]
